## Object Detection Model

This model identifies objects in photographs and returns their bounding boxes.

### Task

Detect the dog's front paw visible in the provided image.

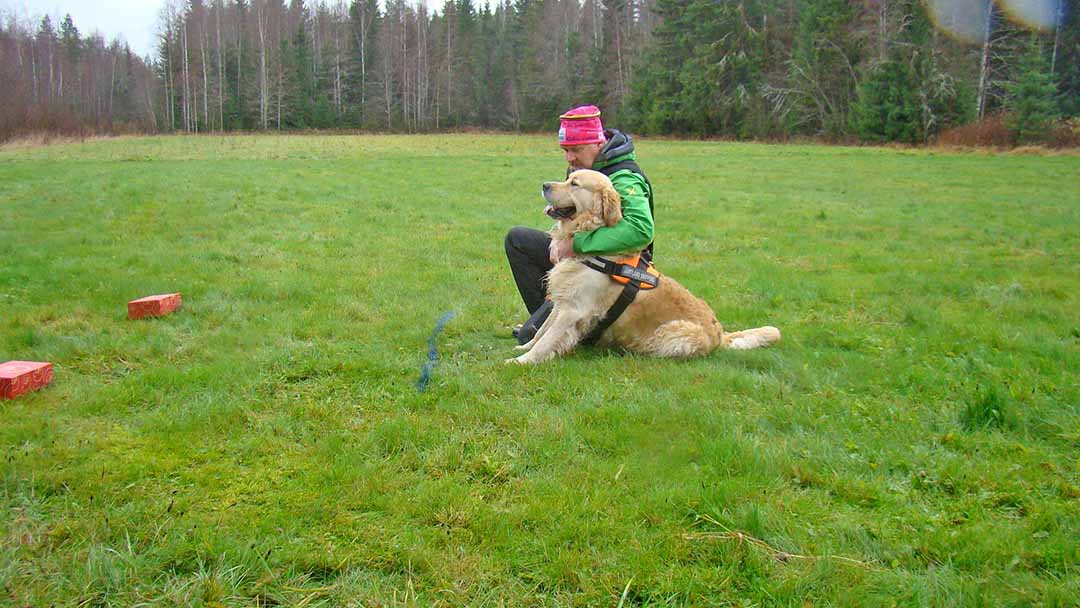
[505,354,535,365]
[513,344,531,351]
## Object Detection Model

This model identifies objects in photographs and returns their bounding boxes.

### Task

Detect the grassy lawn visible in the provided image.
[1,134,1078,606]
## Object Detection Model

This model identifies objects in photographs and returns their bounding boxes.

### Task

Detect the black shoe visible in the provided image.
[515,300,553,345]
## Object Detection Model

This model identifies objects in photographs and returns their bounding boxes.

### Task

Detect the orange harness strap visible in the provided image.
[581,255,660,290]
[606,255,659,289]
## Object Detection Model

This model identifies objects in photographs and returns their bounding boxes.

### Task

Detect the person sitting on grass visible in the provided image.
[504,104,655,344]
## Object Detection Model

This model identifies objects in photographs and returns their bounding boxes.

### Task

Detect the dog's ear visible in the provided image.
[599,185,622,227]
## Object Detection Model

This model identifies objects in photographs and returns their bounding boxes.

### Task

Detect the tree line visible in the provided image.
[2,0,1077,144]
[635,0,1080,143]
[0,12,159,139]
[147,0,654,133]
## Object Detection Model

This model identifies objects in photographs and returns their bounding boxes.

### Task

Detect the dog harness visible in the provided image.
[581,254,661,345]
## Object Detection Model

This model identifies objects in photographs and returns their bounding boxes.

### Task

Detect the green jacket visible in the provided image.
[572,131,654,256]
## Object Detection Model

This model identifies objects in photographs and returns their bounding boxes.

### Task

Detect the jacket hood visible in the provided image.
[596,129,635,165]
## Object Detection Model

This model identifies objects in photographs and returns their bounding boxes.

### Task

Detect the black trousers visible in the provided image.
[504,226,553,315]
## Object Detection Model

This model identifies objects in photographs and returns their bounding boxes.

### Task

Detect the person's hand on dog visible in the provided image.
[549,238,575,264]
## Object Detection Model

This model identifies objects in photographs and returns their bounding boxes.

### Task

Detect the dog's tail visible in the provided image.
[720,326,781,350]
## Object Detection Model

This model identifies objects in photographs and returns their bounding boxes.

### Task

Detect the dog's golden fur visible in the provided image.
[509,169,780,364]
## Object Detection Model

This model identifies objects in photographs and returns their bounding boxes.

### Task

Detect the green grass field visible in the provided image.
[2,135,1079,606]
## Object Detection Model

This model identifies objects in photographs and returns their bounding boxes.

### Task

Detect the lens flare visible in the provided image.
[926,0,993,44]
[925,0,1063,44]
[998,0,1062,31]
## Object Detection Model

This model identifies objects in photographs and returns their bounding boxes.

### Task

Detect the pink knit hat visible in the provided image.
[558,105,606,147]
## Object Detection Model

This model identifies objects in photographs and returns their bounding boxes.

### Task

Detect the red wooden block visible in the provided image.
[128,293,182,320]
[0,361,54,400]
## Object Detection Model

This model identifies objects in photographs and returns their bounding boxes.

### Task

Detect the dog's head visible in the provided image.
[541,169,622,235]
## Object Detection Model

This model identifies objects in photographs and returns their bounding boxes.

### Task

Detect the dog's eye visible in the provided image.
[570,180,579,187]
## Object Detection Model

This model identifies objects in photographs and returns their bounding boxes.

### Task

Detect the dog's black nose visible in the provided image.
[542,182,551,193]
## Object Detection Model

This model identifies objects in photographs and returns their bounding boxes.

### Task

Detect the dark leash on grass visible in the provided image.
[416,310,456,392]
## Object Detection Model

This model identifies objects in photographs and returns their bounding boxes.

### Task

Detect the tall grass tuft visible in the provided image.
[960,385,1016,431]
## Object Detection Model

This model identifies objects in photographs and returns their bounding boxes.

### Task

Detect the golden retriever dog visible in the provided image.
[508,169,780,364]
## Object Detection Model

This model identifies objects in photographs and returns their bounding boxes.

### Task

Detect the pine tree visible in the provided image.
[472,5,509,128]
[623,0,689,134]
[223,0,257,130]
[1006,35,1059,143]
[853,58,920,142]
[851,0,972,143]
[59,13,82,107]
[453,0,478,126]
[625,0,766,137]
[508,0,552,130]
[785,0,860,135]
[60,14,81,63]
[36,16,58,107]
[285,2,315,128]
[1053,0,1080,116]
[114,45,138,121]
